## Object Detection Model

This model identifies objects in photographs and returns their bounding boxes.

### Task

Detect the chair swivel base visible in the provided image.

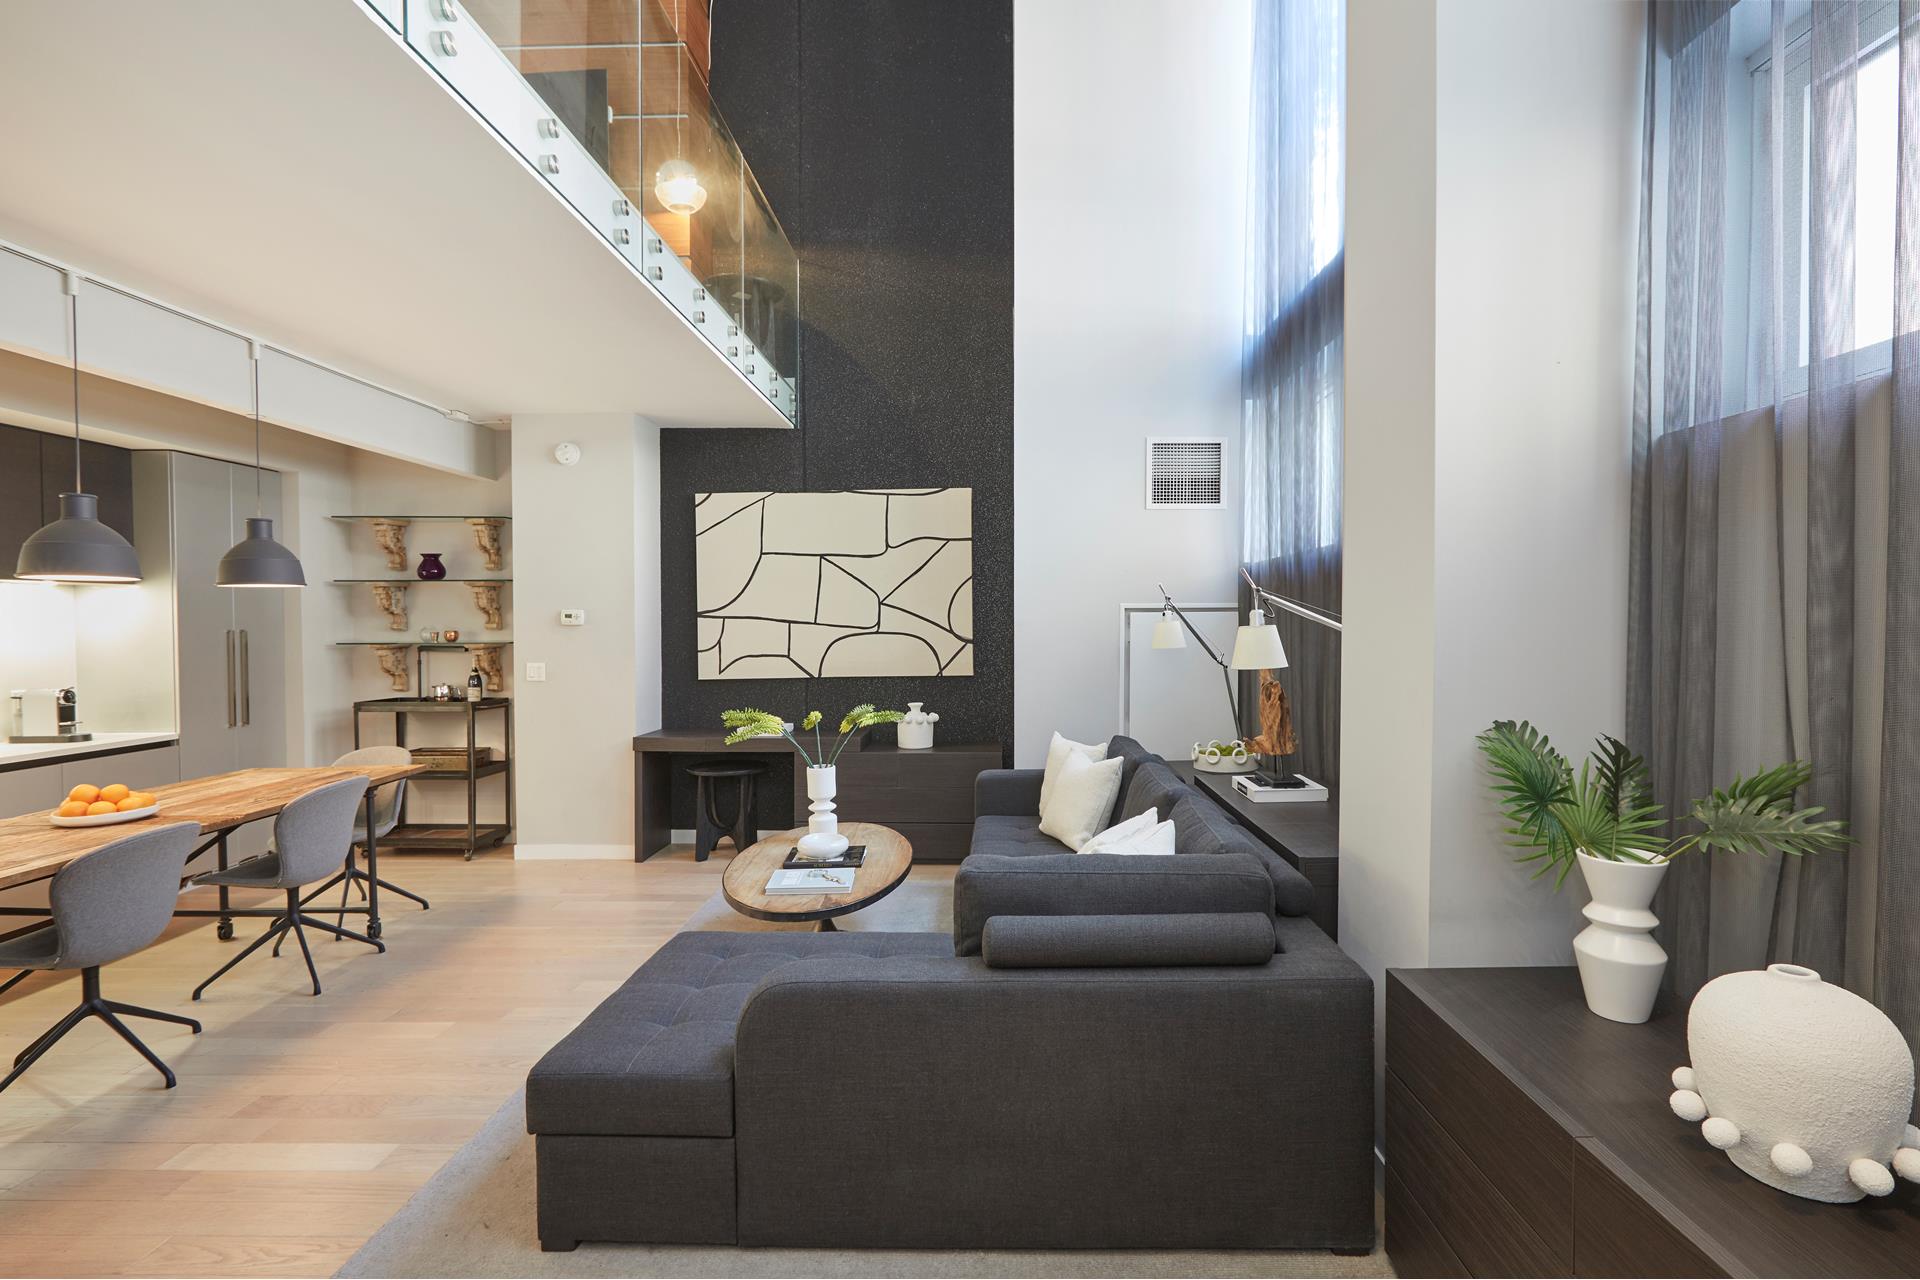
[193,888,385,1002]
[0,967,201,1094]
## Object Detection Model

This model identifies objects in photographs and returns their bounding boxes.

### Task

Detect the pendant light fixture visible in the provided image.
[653,43,707,216]
[14,274,142,584]
[215,342,305,588]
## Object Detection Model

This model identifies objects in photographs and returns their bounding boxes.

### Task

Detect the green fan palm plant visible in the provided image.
[721,704,905,768]
[1476,720,1847,888]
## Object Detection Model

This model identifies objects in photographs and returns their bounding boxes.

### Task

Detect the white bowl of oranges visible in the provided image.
[50,782,160,827]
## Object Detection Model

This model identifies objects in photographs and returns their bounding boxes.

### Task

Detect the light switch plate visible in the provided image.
[559,609,586,626]
[526,662,547,682]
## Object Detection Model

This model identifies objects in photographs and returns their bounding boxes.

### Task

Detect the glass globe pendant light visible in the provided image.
[215,342,305,588]
[14,274,142,584]
[653,47,706,215]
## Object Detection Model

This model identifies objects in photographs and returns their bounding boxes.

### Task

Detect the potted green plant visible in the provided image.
[1476,721,1846,1024]
[722,704,904,857]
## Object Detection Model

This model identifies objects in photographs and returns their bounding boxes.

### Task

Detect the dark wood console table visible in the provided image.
[1386,966,1920,1277]
[1169,762,1338,938]
[633,732,1001,863]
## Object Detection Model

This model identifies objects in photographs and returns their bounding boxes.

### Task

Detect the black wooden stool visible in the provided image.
[686,760,766,862]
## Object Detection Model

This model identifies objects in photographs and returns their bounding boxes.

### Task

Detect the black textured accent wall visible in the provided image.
[659,0,1014,821]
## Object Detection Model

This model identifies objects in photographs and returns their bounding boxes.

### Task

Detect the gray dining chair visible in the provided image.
[0,822,202,1093]
[190,775,380,1001]
[324,745,427,914]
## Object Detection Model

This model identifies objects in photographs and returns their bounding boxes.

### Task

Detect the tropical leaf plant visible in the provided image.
[721,704,904,767]
[1475,720,1846,890]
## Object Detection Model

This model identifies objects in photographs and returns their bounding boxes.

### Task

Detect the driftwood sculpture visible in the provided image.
[1241,669,1297,758]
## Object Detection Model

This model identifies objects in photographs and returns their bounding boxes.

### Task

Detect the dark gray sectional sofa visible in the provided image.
[526,735,1374,1254]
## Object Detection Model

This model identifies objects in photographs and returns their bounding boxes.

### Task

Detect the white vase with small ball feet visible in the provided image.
[797,765,850,859]
[1573,850,1669,1024]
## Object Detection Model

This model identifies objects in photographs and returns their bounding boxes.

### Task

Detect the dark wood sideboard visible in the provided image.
[1386,966,1920,1278]
[633,731,999,863]
[1169,762,1339,938]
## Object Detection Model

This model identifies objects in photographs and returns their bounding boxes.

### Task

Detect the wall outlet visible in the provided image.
[526,662,547,682]
[559,608,586,626]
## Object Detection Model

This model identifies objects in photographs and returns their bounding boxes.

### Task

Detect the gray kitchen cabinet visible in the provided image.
[0,763,65,820]
[58,744,180,796]
[166,452,287,858]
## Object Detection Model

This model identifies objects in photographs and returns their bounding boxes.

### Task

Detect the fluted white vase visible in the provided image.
[1572,851,1668,1024]
[796,765,850,859]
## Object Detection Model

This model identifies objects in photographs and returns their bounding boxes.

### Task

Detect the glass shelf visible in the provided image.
[329,514,511,522]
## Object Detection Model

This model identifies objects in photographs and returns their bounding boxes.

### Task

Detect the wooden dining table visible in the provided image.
[0,764,424,941]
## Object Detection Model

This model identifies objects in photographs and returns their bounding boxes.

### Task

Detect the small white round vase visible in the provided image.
[1667,964,1920,1203]
[796,765,850,859]
[1572,851,1668,1024]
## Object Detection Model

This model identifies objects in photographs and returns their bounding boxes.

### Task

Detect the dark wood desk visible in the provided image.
[1386,967,1920,1277]
[1170,762,1339,938]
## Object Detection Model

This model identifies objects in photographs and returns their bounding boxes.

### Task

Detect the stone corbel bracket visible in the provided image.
[371,519,411,572]
[372,644,411,693]
[470,582,505,631]
[470,644,505,692]
[468,518,506,572]
[371,584,409,632]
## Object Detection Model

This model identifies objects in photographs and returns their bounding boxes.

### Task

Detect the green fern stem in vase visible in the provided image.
[721,704,906,769]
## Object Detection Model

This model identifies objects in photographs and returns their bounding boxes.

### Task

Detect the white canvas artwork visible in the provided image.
[694,488,974,680]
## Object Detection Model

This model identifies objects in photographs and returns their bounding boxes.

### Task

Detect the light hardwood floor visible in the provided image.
[0,846,952,1278]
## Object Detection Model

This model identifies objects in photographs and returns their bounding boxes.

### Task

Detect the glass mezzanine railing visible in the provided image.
[372,0,797,419]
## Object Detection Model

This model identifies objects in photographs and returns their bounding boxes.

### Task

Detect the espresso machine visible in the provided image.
[8,687,91,743]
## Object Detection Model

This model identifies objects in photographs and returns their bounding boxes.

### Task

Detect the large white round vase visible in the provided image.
[1667,964,1920,1202]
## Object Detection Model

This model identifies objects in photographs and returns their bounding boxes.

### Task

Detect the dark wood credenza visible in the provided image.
[633,731,1000,863]
[1386,967,1920,1278]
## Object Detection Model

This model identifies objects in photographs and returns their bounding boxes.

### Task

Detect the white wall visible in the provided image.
[1012,0,1253,767]
[509,413,659,858]
[1342,0,1643,1098]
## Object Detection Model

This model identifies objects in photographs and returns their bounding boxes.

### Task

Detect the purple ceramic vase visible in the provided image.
[416,552,447,581]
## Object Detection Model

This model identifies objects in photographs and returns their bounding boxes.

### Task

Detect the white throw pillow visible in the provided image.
[1038,732,1107,815]
[1078,808,1158,855]
[1038,752,1126,851]
[1108,818,1176,855]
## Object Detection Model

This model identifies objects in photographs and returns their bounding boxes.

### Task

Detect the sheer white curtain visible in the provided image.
[1241,0,1344,785]
[1628,0,1920,1055]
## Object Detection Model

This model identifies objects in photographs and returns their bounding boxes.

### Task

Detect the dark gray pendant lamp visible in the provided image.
[14,275,143,584]
[216,343,305,588]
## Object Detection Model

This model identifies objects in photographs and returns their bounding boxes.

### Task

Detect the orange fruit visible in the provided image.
[56,800,90,818]
[99,783,130,804]
[128,792,155,808]
[85,800,117,817]
[67,784,100,804]
[115,796,147,813]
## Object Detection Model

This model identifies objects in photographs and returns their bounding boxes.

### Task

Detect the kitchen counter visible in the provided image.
[0,731,180,773]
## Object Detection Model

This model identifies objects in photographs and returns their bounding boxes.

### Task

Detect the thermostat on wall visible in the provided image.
[559,609,587,626]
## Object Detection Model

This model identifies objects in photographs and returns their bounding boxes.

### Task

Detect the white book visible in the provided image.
[765,867,858,895]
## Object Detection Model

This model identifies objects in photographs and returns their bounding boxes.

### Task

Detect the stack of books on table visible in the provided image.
[765,866,858,896]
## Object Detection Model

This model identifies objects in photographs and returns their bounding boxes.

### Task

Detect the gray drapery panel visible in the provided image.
[1629,0,1918,1066]
[1240,0,1343,787]
[1878,0,1920,1048]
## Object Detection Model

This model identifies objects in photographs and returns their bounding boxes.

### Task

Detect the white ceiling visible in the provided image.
[0,0,791,430]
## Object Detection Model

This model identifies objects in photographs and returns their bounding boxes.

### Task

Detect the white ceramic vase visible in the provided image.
[796,765,850,859]
[1572,850,1669,1024]
[1668,963,1920,1202]
[898,702,938,750]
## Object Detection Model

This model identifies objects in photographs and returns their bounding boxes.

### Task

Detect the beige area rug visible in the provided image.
[337,1087,1392,1279]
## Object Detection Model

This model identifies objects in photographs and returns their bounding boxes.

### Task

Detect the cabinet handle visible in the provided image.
[226,630,237,728]
[239,629,251,727]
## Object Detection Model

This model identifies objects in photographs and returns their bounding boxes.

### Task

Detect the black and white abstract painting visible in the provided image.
[694,489,974,679]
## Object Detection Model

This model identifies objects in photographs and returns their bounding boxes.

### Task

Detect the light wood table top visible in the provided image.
[721,822,913,925]
[0,764,424,892]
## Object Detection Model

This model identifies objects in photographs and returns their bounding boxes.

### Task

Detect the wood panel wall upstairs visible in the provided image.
[659,0,1015,826]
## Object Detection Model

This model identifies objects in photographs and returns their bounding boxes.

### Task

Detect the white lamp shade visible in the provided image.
[1150,609,1187,649]
[1229,609,1288,670]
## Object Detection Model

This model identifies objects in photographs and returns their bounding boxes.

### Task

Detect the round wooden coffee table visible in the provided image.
[721,822,913,930]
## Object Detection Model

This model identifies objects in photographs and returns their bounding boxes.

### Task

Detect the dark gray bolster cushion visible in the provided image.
[981,912,1279,968]
[974,768,1046,817]
[952,851,1275,956]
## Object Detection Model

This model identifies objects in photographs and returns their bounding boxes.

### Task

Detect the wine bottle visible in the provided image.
[466,664,483,702]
